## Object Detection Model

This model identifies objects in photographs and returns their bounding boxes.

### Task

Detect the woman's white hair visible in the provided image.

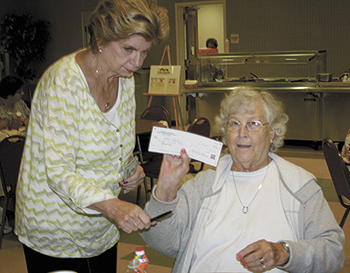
[214,87,289,152]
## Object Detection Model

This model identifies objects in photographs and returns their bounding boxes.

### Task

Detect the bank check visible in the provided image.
[148,127,223,167]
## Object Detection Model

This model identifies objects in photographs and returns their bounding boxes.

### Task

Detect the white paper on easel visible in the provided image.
[148,65,181,94]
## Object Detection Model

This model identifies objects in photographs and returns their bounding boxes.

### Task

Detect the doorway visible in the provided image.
[175,1,226,81]
[175,1,226,123]
[183,6,198,80]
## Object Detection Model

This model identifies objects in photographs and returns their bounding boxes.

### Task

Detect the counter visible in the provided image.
[182,81,350,143]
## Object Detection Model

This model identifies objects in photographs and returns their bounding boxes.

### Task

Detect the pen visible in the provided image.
[150,211,172,222]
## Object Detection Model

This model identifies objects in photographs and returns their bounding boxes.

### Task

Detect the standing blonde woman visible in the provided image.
[15,0,169,272]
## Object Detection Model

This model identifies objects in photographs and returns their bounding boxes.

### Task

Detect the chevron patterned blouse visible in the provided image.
[15,51,136,257]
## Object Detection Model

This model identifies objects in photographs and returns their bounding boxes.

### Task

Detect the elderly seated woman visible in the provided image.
[140,88,344,273]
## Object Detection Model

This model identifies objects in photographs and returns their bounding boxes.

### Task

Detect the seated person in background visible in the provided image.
[205,38,224,81]
[206,38,218,49]
[341,129,350,167]
[0,75,30,130]
[140,88,344,273]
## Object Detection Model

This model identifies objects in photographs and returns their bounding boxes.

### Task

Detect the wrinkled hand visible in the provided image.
[236,239,288,272]
[155,148,191,202]
[89,198,151,233]
[119,164,145,191]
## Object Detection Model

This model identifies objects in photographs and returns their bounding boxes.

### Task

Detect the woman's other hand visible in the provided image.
[119,164,145,191]
[155,148,191,202]
[89,198,151,233]
[236,239,288,271]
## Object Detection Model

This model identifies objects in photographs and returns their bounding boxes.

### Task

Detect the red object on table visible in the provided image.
[198,48,218,54]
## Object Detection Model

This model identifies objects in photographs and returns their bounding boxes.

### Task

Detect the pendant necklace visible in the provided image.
[105,100,111,111]
[232,164,269,214]
[95,55,112,111]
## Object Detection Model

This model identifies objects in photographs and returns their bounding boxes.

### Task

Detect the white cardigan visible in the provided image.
[141,153,345,273]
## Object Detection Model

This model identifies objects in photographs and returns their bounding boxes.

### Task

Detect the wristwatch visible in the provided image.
[280,241,290,266]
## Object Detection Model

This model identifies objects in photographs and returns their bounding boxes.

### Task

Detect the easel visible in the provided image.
[144,45,184,130]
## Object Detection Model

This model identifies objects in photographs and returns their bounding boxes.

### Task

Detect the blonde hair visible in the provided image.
[88,0,169,53]
[214,88,289,152]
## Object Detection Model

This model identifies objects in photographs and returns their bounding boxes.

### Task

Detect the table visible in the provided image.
[0,128,26,142]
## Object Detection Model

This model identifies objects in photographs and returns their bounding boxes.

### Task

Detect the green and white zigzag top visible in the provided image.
[15,50,135,257]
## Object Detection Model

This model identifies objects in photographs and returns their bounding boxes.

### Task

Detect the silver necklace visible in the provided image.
[95,53,112,111]
[105,101,111,111]
[95,68,111,111]
[232,164,269,214]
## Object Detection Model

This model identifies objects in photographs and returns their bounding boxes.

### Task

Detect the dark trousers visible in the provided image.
[23,243,117,273]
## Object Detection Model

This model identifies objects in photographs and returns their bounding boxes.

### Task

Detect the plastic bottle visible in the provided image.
[133,247,149,271]
[124,259,145,273]
[224,38,230,53]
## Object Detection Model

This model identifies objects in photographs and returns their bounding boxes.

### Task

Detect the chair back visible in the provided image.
[323,138,350,228]
[187,117,211,138]
[323,138,350,202]
[140,105,171,127]
[0,135,26,198]
[138,105,171,163]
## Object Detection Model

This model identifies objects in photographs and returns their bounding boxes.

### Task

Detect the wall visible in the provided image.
[2,0,349,78]
[198,4,224,53]
[0,0,27,79]
[224,0,350,77]
[1,0,169,81]
[166,0,350,131]
[2,0,350,126]
[31,0,170,78]
[158,0,350,77]
[0,0,27,15]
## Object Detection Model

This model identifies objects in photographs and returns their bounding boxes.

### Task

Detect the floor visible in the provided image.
[0,144,349,273]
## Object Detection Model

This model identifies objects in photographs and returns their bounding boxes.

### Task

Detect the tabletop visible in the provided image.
[0,127,26,142]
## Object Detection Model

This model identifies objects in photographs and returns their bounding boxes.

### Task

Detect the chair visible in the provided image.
[187,117,211,173]
[323,138,350,228]
[137,156,163,205]
[135,106,171,205]
[140,105,171,128]
[0,135,26,248]
[137,105,171,162]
